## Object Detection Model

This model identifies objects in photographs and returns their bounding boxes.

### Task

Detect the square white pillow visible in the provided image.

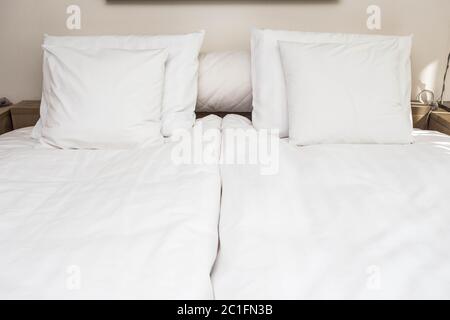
[41,45,167,149]
[279,40,413,145]
[251,29,412,137]
[33,31,205,139]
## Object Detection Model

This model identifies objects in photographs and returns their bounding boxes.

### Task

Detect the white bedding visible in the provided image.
[213,115,450,299]
[0,116,222,299]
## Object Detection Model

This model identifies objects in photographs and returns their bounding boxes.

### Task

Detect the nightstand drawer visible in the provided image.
[10,100,40,130]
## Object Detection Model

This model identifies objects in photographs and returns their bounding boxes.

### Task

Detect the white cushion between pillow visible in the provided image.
[197,51,252,112]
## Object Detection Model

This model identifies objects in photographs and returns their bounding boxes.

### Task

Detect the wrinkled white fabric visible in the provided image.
[0,116,221,299]
[213,115,450,299]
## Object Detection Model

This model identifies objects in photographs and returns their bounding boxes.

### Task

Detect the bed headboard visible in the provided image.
[196,111,251,120]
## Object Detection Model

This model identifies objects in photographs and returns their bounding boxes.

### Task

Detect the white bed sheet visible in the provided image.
[0,116,222,299]
[213,115,450,299]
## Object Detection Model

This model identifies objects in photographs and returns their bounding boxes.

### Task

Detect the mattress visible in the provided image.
[0,116,222,299]
[213,115,450,299]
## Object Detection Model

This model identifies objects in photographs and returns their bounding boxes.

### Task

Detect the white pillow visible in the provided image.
[279,40,413,145]
[251,29,412,137]
[33,31,205,138]
[41,45,167,149]
[197,51,252,112]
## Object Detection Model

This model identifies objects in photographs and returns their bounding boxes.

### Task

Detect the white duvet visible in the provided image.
[0,116,222,299]
[213,115,450,299]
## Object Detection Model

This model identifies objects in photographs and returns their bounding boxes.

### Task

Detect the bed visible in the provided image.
[0,115,222,299]
[212,114,450,299]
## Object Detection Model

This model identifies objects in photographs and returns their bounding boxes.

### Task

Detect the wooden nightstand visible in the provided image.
[0,107,13,135]
[10,100,40,130]
[411,102,432,129]
[429,108,450,135]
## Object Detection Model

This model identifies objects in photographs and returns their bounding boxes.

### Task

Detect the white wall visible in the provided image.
[1,0,449,102]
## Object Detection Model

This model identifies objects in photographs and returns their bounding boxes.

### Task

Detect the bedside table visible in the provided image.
[10,100,40,130]
[0,107,13,135]
[429,108,450,135]
[411,102,432,129]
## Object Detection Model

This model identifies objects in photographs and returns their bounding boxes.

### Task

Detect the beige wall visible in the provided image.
[1,0,449,103]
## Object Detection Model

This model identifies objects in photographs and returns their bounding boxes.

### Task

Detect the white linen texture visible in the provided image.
[40,46,167,149]
[33,32,205,138]
[250,29,413,137]
[213,115,450,299]
[0,116,222,299]
[279,40,413,145]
